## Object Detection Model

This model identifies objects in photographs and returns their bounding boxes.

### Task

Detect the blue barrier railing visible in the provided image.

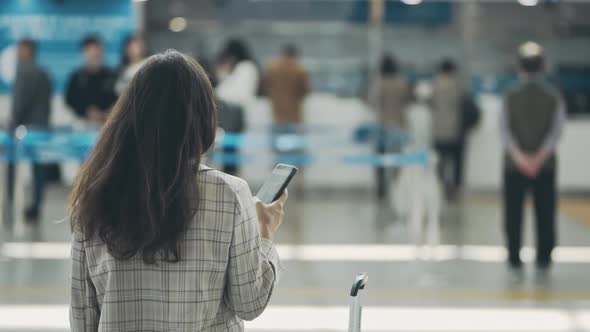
[208,151,431,167]
[217,125,409,150]
[0,129,98,163]
[0,128,430,167]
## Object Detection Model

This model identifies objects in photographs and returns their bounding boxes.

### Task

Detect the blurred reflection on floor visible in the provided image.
[1,185,590,331]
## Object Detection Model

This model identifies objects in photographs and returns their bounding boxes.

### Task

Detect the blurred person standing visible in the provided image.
[115,34,147,95]
[501,42,565,272]
[394,82,442,252]
[6,38,52,223]
[216,38,260,108]
[431,59,466,198]
[265,44,311,196]
[65,35,117,126]
[265,44,310,130]
[369,54,411,199]
[215,39,259,175]
[203,56,245,176]
[370,54,411,130]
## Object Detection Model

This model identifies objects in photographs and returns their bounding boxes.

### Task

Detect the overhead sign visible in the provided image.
[0,0,134,93]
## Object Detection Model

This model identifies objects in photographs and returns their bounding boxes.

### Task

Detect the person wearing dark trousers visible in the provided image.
[501,41,566,272]
[503,170,556,268]
[6,39,52,224]
[434,141,464,190]
[431,59,467,199]
[368,54,410,200]
[216,99,244,175]
[198,56,245,176]
[375,134,388,199]
[215,39,260,176]
[265,44,311,197]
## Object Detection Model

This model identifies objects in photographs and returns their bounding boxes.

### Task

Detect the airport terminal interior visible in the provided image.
[1,0,590,331]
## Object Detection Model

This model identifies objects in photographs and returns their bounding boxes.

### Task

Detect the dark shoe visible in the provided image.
[536,259,552,271]
[507,262,524,284]
[508,258,523,270]
[535,262,552,284]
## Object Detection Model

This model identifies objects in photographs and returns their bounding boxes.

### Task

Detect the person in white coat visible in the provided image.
[393,81,442,258]
[214,39,260,175]
[216,39,260,107]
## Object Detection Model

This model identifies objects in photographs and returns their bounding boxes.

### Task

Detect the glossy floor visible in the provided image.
[1,186,590,331]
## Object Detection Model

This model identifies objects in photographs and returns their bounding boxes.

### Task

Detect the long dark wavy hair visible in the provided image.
[70,50,217,264]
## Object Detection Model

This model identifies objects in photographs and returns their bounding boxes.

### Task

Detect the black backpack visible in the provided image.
[461,94,481,134]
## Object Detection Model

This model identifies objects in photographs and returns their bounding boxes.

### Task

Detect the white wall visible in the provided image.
[236,94,375,188]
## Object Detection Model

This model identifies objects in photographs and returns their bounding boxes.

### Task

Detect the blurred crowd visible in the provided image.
[7,32,564,270]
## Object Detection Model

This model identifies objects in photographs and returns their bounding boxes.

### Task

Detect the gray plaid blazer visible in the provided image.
[70,165,284,331]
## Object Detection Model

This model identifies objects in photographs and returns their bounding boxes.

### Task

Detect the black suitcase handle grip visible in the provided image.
[350,273,368,297]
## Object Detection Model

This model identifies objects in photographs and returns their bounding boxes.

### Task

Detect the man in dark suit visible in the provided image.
[8,38,53,223]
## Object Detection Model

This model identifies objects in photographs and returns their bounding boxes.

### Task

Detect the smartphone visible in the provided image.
[256,164,298,204]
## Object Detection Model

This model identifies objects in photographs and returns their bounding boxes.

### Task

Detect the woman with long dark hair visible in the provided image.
[69,50,286,331]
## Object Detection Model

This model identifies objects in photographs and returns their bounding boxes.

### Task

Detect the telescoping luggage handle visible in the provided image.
[348,273,368,332]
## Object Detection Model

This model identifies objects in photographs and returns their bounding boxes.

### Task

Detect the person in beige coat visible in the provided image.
[265,44,310,127]
[265,45,311,196]
[370,54,411,130]
[369,54,411,199]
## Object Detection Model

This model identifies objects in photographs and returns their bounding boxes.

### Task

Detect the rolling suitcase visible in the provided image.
[348,273,368,332]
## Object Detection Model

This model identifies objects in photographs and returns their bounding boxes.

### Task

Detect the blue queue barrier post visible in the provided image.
[0,131,14,228]
[1,128,98,228]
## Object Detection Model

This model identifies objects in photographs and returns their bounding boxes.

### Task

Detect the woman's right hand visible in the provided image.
[254,191,288,241]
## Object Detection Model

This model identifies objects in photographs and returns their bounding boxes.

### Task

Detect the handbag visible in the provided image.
[461,94,481,133]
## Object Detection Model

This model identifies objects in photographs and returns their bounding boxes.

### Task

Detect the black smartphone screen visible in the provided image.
[256,164,298,204]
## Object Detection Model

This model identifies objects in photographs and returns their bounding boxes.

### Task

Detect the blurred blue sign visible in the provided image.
[0,0,134,93]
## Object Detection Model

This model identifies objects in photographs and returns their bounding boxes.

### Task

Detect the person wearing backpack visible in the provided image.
[431,59,480,199]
